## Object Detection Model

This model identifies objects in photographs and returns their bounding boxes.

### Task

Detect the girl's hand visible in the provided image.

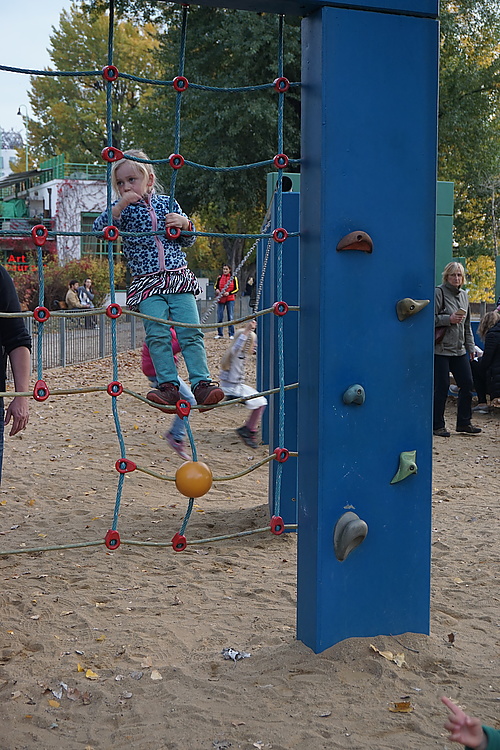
[112,190,143,217]
[165,213,189,230]
[441,697,487,750]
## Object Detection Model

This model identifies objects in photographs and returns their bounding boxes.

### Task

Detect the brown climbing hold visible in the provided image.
[336,231,373,253]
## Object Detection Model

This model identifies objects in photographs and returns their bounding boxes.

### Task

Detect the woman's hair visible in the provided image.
[222,264,232,272]
[442,261,465,284]
[478,310,500,341]
[110,149,164,197]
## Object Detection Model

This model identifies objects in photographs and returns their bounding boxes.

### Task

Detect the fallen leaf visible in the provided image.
[48,699,60,708]
[389,700,413,713]
[370,644,405,667]
[95,635,106,642]
[85,669,98,680]
[150,670,162,681]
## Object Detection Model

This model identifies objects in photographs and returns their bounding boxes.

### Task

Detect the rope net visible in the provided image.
[0,2,300,555]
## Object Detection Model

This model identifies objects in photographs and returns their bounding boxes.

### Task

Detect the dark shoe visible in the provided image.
[147,381,180,407]
[236,425,258,448]
[433,427,450,437]
[456,424,482,434]
[193,380,224,411]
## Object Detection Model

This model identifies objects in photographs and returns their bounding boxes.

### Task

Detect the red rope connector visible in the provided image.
[33,306,50,323]
[273,447,290,463]
[270,515,284,535]
[273,76,290,93]
[33,380,50,402]
[115,458,136,474]
[106,303,122,319]
[102,65,119,82]
[273,227,288,243]
[273,301,289,317]
[176,399,191,418]
[103,225,119,241]
[171,532,187,552]
[31,225,48,246]
[107,381,123,397]
[172,75,189,92]
[101,147,124,163]
[273,154,289,169]
[166,226,182,240]
[104,529,121,550]
[169,153,185,170]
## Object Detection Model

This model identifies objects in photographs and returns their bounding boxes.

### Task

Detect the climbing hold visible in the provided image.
[273,76,290,93]
[102,65,119,82]
[390,450,417,484]
[273,301,289,316]
[33,380,50,402]
[175,461,213,498]
[172,75,189,91]
[333,512,368,562]
[103,225,119,241]
[166,226,182,240]
[107,381,123,397]
[31,225,48,246]
[336,231,373,253]
[33,306,50,323]
[171,532,187,552]
[106,303,122,319]
[101,147,124,163]
[396,298,430,321]
[169,153,185,169]
[273,447,289,463]
[115,458,137,474]
[104,529,121,550]
[342,384,366,405]
[273,154,289,169]
[176,400,191,418]
[270,515,284,535]
[273,227,288,243]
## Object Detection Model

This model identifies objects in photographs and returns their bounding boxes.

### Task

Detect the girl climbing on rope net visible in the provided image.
[93,149,224,410]
[219,320,267,448]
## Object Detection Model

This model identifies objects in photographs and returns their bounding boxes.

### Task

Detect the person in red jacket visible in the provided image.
[214,264,239,339]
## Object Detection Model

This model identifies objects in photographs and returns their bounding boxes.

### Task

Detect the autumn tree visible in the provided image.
[438,0,500,257]
[27,3,159,163]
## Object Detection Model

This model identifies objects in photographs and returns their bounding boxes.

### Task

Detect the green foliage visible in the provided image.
[28,3,159,163]
[438,0,500,256]
[10,257,126,311]
[465,255,496,302]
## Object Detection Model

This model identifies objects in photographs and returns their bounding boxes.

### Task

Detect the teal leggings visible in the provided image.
[139,293,210,389]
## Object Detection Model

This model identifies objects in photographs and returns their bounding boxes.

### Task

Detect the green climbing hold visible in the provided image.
[390,450,417,484]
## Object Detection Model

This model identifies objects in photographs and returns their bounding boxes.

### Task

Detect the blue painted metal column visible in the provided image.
[268,191,299,526]
[297,3,439,651]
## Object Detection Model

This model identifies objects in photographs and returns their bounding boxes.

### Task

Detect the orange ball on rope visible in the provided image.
[175,461,213,498]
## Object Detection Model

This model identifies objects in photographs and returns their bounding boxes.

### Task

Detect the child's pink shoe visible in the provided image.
[164,432,190,461]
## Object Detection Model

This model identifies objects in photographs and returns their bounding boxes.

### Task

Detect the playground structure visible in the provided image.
[0,0,439,654]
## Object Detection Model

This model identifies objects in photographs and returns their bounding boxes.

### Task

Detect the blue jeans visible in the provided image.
[0,400,4,485]
[169,378,197,441]
[139,293,210,389]
[217,300,235,337]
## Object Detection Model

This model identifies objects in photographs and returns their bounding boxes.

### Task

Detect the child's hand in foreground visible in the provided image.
[441,696,487,750]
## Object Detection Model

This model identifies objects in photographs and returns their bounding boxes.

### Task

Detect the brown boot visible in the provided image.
[147,382,180,407]
[193,380,224,412]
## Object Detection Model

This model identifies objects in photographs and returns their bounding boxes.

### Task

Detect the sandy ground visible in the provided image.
[0,336,498,750]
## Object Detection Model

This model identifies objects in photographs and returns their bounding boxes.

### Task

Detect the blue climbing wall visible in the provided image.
[297,4,438,651]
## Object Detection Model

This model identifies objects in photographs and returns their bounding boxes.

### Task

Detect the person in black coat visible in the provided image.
[471,310,500,412]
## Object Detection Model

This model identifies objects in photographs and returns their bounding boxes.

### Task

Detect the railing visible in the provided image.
[21,313,145,374]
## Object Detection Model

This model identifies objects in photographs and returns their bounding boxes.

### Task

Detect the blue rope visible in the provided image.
[36,246,44,381]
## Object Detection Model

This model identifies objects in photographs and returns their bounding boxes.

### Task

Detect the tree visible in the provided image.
[0,129,23,149]
[465,255,496,302]
[438,0,500,257]
[28,3,159,163]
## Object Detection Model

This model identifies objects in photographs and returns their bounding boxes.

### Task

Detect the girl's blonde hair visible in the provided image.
[478,310,500,341]
[110,149,164,197]
[442,261,465,284]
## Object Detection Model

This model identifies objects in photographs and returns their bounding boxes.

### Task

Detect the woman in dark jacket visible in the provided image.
[471,310,500,412]
[433,261,481,437]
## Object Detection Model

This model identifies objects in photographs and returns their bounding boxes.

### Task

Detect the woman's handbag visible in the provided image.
[435,326,446,344]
